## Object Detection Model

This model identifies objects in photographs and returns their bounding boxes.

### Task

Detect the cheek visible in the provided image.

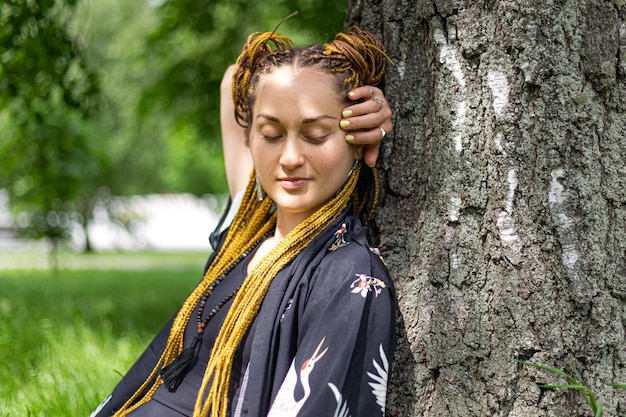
[331,142,358,167]
[249,141,265,172]
[319,145,356,181]
[249,136,265,161]
[250,141,276,178]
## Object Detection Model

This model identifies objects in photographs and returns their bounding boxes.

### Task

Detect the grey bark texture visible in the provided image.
[346,0,626,415]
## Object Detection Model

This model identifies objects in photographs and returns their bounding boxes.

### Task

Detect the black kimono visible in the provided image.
[90,208,396,417]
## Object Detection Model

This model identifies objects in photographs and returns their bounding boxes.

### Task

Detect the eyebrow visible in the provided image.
[256,113,338,124]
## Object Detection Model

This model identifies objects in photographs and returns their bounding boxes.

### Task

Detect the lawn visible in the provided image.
[0,252,208,416]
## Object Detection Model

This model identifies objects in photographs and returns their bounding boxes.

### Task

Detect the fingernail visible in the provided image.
[340,120,350,128]
[345,134,355,142]
[367,161,376,168]
[348,91,356,98]
[342,109,352,118]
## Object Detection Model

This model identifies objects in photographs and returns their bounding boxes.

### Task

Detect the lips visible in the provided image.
[278,177,310,190]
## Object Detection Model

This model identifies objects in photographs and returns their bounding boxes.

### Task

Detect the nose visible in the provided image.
[279,137,305,169]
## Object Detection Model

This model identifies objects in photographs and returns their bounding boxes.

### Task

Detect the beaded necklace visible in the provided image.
[160,232,271,391]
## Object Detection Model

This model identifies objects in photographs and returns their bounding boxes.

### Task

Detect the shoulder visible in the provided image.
[323,216,389,270]
[312,216,394,294]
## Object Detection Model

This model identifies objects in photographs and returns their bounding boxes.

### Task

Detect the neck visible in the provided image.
[273,210,310,242]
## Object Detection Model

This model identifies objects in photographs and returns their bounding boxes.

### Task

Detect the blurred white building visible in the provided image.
[0,189,226,252]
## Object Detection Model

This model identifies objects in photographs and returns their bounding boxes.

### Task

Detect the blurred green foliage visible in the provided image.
[0,0,103,245]
[70,0,347,196]
[0,0,347,249]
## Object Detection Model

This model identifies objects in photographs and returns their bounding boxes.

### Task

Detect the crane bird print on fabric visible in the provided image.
[368,344,390,413]
[328,383,350,417]
[327,343,390,417]
[328,222,349,251]
[267,338,329,416]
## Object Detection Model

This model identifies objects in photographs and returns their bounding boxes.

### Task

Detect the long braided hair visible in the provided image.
[112,26,388,417]
[232,26,387,129]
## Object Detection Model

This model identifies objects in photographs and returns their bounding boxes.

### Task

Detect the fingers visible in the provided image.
[372,97,384,112]
[344,87,387,119]
[341,108,390,131]
[363,144,380,168]
[342,86,392,132]
[340,107,392,148]
[342,85,392,167]
[344,127,387,167]
[347,85,379,101]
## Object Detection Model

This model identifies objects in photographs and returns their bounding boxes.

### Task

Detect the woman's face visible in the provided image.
[249,66,359,230]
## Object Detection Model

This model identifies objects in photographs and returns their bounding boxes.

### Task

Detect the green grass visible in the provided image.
[517,360,626,417]
[0,253,207,416]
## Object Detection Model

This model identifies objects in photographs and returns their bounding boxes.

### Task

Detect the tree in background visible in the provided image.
[69,0,348,197]
[119,0,348,195]
[1,0,347,251]
[0,0,104,253]
[348,0,626,415]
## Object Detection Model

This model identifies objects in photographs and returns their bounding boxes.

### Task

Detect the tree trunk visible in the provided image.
[81,200,94,253]
[347,0,626,415]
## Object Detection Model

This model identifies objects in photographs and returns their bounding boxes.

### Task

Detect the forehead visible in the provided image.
[256,66,341,99]
[251,66,346,123]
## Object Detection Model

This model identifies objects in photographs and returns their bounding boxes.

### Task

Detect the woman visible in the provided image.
[91,26,394,417]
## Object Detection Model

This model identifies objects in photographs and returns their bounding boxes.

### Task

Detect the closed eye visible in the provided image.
[304,134,330,143]
[262,135,282,142]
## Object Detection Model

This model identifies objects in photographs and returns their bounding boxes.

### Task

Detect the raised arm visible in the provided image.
[221,64,252,199]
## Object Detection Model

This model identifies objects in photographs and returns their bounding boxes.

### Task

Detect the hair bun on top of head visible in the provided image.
[231,24,389,127]
[323,26,388,89]
[231,31,294,127]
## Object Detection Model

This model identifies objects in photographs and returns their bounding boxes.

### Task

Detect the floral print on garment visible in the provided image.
[351,274,387,298]
[265,222,395,417]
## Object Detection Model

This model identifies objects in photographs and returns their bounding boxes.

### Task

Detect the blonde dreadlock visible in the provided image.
[231,25,388,222]
[112,24,388,417]
[232,26,389,128]
[196,165,360,417]
[112,165,360,417]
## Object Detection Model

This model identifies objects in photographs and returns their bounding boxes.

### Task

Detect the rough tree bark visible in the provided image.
[347,0,626,415]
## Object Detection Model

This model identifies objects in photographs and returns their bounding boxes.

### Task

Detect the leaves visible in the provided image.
[0,0,348,248]
[0,0,102,245]
[0,0,97,112]
[516,360,609,417]
[136,0,349,191]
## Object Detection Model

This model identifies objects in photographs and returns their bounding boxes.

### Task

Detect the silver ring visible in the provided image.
[369,87,375,97]
[372,97,384,111]
[380,127,387,139]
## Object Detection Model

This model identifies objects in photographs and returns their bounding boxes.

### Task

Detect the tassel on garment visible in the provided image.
[160,334,202,392]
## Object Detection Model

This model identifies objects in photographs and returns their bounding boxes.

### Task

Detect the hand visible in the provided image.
[340,86,393,167]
